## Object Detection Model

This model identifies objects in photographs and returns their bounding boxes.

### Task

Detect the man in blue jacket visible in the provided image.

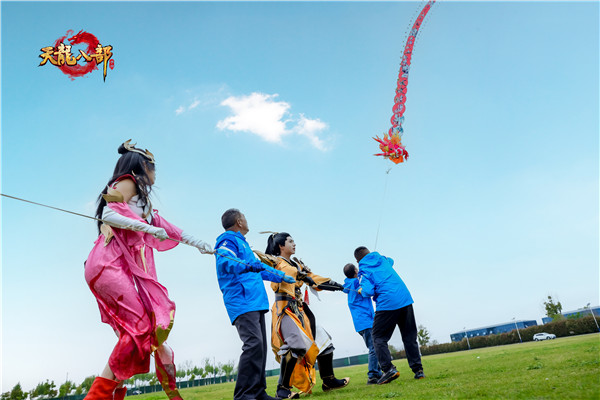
[354,246,425,384]
[343,263,382,385]
[215,209,296,400]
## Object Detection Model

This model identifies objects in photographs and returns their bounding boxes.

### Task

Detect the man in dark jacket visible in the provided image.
[355,246,425,384]
[215,209,295,400]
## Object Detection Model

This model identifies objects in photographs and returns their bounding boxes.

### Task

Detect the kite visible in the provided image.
[374,0,435,164]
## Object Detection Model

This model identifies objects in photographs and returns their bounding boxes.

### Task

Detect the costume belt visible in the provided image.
[276,293,303,322]
[275,294,296,302]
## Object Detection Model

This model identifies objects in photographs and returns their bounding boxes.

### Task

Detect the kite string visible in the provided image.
[0,193,376,288]
[373,167,392,251]
[0,193,292,271]
[0,193,193,245]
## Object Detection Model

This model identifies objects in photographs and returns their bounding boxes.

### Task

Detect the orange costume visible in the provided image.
[255,251,348,397]
[270,257,330,393]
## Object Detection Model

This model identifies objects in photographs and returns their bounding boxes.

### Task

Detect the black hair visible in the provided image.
[265,232,291,256]
[222,208,242,230]
[343,263,357,278]
[94,142,155,233]
[354,246,370,262]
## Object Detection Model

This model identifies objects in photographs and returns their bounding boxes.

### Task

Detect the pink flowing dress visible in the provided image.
[85,191,182,396]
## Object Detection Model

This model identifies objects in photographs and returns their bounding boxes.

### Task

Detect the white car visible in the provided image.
[533,332,556,341]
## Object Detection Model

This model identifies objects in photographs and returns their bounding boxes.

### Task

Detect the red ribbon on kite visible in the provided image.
[374,1,435,164]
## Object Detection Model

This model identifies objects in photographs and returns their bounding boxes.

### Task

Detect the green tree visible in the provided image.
[30,380,57,399]
[544,295,563,319]
[181,360,193,376]
[9,383,27,400]
[417,324,431,346]
[46,381,57,399]
[215,363,223,378]
[79,376,96,393]
[1,391,9,400]
[222,361,235,379]
[192,366,205,381]
[131,373,151,388]
[204,358,214,383]
[58,380,76,397]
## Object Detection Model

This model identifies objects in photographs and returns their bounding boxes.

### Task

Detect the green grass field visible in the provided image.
[134,333,599,399]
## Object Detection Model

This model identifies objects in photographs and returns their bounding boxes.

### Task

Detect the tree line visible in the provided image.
[1,359,235,400]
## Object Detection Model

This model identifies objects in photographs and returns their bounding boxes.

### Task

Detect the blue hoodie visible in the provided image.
[343,277,375,332]
[358,252,413,311]
[214,231,284,324]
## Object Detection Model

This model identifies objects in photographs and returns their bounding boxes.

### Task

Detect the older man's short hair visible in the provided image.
[222,208,242,230]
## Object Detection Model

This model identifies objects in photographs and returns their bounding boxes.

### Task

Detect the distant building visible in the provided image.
[541,306,600,324]
[450,320,538,342]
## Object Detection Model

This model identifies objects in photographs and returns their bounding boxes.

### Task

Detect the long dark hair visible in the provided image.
[94,142,155,233]
[265,232,291,256]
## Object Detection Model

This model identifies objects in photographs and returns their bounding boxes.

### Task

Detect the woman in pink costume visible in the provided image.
[84,140,212,399]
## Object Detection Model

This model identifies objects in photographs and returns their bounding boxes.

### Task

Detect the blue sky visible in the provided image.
[1,0,598,393]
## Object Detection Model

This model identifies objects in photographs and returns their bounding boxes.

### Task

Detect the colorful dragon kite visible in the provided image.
[374,0,435,164]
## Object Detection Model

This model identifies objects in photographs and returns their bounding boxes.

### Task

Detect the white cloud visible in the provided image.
[294,114,328,151]
[217,93,291,143]
[217,92,329,151]
[175,97,201,115]
[188,99,200,110]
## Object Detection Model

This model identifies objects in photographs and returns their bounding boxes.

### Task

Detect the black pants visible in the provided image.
[372,304,422,373]
[233,310,268,400]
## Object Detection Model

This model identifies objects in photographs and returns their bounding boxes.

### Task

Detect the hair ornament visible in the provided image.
[123,139,155,163]
[259,231,279,238]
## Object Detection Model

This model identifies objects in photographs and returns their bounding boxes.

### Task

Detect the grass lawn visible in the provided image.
[132,333,599,399]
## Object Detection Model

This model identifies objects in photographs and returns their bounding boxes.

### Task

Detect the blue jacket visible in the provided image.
[343,277,375,332]
[358,252,413,311]
[214,231,284,324]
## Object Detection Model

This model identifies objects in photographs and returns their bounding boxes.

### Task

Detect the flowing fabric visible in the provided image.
[85,202,182,390]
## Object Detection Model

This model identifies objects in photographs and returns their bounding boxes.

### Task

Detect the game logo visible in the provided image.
[39,29,113,81]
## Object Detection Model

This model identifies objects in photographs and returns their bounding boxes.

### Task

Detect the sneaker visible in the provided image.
[377,367,400,385]
[367,377,379,385]
[414,370,426,379]
[322,377,350,392]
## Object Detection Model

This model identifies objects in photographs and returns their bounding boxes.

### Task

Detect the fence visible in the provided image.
[56,353,370,399]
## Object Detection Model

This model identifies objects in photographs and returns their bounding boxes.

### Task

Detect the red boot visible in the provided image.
[84,377,119,399]
[113,387,127,400]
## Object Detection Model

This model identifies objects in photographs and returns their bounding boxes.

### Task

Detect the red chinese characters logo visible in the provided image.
[39,30,114,81]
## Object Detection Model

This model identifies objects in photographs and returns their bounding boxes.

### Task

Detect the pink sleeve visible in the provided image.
[148,210,183,252]
[106,203,181,251]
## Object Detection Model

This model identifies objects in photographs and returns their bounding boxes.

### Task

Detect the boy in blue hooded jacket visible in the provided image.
[354,246,425,384]
[214,209,296,400]
[343,263,382,385]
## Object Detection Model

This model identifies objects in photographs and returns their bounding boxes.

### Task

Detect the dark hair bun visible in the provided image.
[117,143,128,155]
